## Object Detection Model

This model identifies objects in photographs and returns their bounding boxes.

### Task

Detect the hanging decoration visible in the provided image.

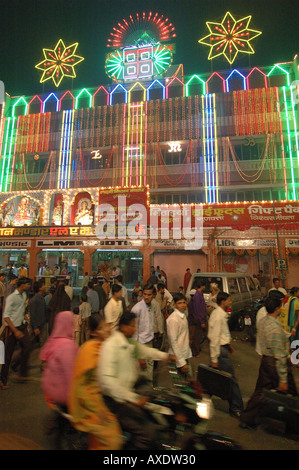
[157,141,192,186]
[35,39,84,87]
[198,11,262,65]
[226,135,269,183]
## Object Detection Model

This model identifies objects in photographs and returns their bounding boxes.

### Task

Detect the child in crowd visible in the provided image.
[73,307,82,346]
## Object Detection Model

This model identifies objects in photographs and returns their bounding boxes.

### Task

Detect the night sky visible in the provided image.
[1,0,298,97]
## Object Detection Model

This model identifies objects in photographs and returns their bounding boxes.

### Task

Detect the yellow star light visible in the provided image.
[198,11,262,65]
[35,39,84,87]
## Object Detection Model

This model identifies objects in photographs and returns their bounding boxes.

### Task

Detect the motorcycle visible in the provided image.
[238,297,264,342]
[136,365,242,450]
[43,367,242,451]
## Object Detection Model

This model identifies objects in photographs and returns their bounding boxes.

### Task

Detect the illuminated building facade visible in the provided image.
[0,12,299,292]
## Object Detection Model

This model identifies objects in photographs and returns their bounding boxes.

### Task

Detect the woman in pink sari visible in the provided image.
[40,311,79,407]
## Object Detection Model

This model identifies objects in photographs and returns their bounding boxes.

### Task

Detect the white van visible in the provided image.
[185,272,262,330]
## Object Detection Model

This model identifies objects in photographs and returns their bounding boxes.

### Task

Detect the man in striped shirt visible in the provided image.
[240,296,298,429]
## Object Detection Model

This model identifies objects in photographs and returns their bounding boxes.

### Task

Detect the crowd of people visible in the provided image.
[0,264,298,449]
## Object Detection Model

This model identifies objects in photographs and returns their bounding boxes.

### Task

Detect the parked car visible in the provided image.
[185,272,262,330]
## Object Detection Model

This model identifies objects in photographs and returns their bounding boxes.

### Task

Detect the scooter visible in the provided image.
[138,365,242,450]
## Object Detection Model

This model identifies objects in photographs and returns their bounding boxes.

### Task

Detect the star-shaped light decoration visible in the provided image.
[198,11,262,65]
[35,39,84,87]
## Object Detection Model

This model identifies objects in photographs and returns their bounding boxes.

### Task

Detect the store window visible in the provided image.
[37,250,84,290]
[92,250,143,289]
[0,250,30,278]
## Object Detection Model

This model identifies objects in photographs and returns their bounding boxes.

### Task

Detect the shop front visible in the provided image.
[36,249,84,291]
[91,249,143,288]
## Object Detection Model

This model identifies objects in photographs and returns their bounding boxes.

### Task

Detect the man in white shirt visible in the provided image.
[104,284,123,332]
[166,293,192,378]
[131,284,164,381]
[268,277,287,297]
[208,291,244,418]
[98,311,171,450]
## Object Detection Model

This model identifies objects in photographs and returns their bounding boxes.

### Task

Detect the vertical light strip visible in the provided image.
[61,110,70,189]
[9,116,21,191]
[57,111,66,189]
[121,103,126,186]
[201,95,208,202]
[139,102,143,186]
[202,94,218,203]
[135,104,139,186]
[4,117,16,192]
[275,87,288,199]
[282,86,296,200]
[0,118,11,191]
[212,93,219,203]
[66,109,75,189]
[125,104,131,186]
[0,101,6,161]
[289,85,299,169]
[143,100,147,187]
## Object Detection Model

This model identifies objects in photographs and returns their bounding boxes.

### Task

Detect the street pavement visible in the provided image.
[0,330,298,451]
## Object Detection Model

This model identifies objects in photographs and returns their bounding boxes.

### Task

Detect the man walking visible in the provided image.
[131,284,164,381]
[28,279,48,348]
[208,291,244,418]
[240,296,298,429]
[104,284,123,332]
[167,293,192,378]
[87,281,100,315]
[0,277,32,388]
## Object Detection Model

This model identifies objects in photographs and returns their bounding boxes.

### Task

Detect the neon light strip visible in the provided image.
[57,111,66,188]
[62,110,72,189]
[146,79,165,100]
[225,70,246,92]
[282,86,296,200]
[275,87,288,199]
[246,67,268,89]
[289,85,299,169]
[206,72,226,94]
[267,65,290,86]
[165,77,185,99]
[59,91,75,111]
[125,104,131,186]
[201,96,208,202]
[110,84,128,105]
[4,117,16,191]
[144,100,147,186]
[75,89,92,109]
[140,102,144,186]
[9,116,21,191]
[0,100,6,158]
[12,97,28,117]
[42,93,59,113]
[213,93,219,203]
[28,95,43,114]
[128,82,146,104]
[0,118,11,190]
[121,103,127,186]
[92,86,109,106]
[60,110,69,189]
[185,75,206,96]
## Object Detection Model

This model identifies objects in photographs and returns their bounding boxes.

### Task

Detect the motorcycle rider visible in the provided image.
[98,311,175,450]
